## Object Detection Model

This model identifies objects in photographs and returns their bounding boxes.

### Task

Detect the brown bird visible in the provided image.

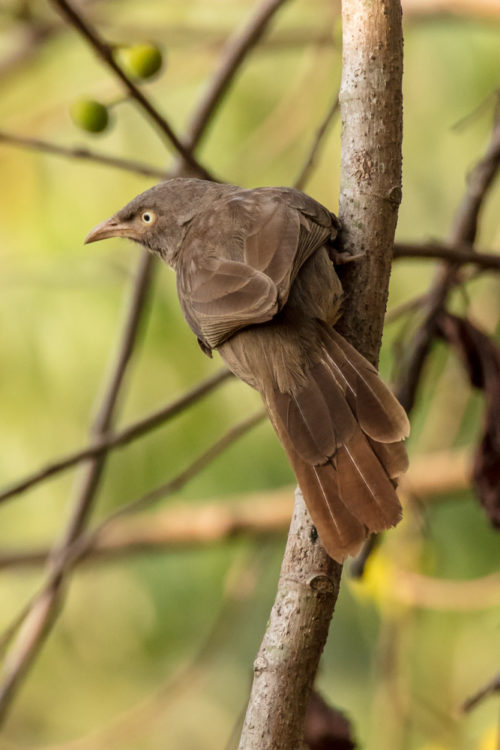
[85,179,409,562]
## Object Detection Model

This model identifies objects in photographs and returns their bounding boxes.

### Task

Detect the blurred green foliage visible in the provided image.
[0,0,499,748]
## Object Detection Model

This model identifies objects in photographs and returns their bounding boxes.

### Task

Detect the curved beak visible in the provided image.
[85,216,134,244]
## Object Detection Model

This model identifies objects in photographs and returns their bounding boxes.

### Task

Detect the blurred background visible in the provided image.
[0,0,499,748]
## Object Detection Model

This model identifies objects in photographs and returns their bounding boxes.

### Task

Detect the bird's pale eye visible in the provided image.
[141,210,157,225]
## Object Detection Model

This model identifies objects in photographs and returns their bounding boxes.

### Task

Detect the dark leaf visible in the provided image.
[436,312,500,526]
[304,690,357,750]
[473,428,500,526]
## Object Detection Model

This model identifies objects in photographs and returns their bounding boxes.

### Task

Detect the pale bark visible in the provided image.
[336,0,404,363]
[238,1,404,748]
[238,490,341,750]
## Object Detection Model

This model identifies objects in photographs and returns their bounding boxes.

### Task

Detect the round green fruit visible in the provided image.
[70,98,109,133]
[119,43,163,79]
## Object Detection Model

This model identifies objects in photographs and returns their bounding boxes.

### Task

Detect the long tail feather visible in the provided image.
[270,426,368,561]
[263,323,408,561]
[337,431,402,530]
[319,323,410,443]
[221,318,409,562]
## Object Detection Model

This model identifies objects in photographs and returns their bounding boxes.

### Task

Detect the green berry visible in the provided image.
[70,98,109,133]
[118,43,163,80]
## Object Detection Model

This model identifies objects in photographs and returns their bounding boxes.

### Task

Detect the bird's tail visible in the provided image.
[263,322,410,562]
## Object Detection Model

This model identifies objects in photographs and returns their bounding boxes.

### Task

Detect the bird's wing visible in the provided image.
[177,253,279,349]
[177,189,336,349]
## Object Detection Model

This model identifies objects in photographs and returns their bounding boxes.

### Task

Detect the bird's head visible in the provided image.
[85,178,220,266]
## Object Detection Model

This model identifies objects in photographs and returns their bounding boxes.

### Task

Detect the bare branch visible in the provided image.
[84,411,266,536]
[396,109,500,413]
[393,241,500,271]
[335,4,404,362]
[349,533,380,578]
[0,446,471,571]
[0,20,57,78]
[8,549,267,750]
[402,0,500,19]
[49,0,213,180]
[0,130,167,179]
[385,293,430,324]
[293,89,340,191]
[183,0,291,152]
[0,492,288,570]
[238,488,342,750]
[0,368,232,505]
[237,1,404,746]
[0,0,291,719]
[0,251,154,725]
[461,671,500,713]
[0,412,266,656]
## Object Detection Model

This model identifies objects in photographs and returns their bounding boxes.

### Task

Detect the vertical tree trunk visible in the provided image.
[238,2,403,748]
[336,0,404,362]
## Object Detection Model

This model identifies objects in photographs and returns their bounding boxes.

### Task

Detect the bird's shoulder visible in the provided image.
[182,185,338,263]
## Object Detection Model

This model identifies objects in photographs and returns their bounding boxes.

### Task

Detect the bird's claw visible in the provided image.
[330,249,366,265]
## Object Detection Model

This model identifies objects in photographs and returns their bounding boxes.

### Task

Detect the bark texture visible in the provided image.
[336,0,404,364]
[238,490,341,750]
[237,1,404,746]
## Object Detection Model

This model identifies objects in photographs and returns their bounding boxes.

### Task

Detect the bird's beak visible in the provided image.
[84,216,135,244]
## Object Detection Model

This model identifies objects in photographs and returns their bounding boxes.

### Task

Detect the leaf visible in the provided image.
[473,428,500,527]
[304,690,357,750]
[436,312,500,526]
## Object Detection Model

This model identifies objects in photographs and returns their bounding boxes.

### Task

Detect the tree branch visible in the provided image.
[83,411,266,539]
[393,241,500,270]
[293,89,340,191]
[461,671,500,713]
[0,412,266,658]
[237,1,404,747]
[402,0,500,19]
[0,130,168,179]
[396,108,500,413]
[49,0,213,180]
[238,488,342,750]
[0,368,231,505]
[182,0,290,153]
[0,19,57,78]
[0,0,292,723]
[0,251,154,726]
[0,494,288,570]
[0,446,470,570]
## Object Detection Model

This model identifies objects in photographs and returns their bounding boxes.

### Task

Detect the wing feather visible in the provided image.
[177,189,337,349]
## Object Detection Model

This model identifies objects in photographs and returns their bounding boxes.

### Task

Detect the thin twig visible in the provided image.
[0,491,287,570]
[461,672,500,713]
[0,252,154,725]
[11,547,269,750]
[393,242,500,271]
[385,293,429,324]
[0,130,167,179]
[402,0,500,19]
[183,0,291,152]
[349,533,380,578]
[49,0,213,180]
[84,411,266,541]
[293,90,340,190]
[0,412,266,655]
[0,446,471,571]
[396,109,500,413]
[0,21,57,78]
[0,368,232,505]
[0,0,290,721]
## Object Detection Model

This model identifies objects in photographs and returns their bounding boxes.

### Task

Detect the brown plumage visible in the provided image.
[85,178,410,562]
